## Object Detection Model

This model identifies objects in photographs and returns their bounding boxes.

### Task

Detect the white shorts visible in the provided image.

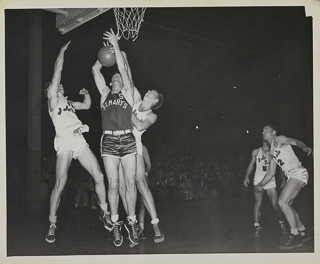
[254,174,276,190]
[285,166,309,185]
[54,133,88,159]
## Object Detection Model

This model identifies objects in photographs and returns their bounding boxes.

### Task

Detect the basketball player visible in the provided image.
[118,91,164,244]
[244,139,287,238]
[116,51,165,244]
[44,41,110,243]
[92,29,138,247]
[257,125,313,250]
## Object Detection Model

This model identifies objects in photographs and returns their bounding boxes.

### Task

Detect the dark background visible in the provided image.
[5,6,313,213]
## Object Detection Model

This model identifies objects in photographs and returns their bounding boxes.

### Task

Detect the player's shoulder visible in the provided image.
[252,148,260,155]
[275,135,287,143]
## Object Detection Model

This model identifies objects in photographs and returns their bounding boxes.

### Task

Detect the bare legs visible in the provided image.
[119,154,158,220]
[253,186,263,224]
[253,185,285,231]
[265,188,285,223]
[278,178,304,231]
[49,151,73,222]
[78,146,108,210]
[103,154,137,218]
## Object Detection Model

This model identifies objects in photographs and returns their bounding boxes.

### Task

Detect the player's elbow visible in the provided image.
[82,102,91,110]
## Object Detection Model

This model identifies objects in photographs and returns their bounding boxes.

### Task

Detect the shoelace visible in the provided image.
[128,220,138,238]
[153,224,161,236]
[48,223,57,236]
[113,223,121,241]
[285,235,294,245]
[103,211,111,223]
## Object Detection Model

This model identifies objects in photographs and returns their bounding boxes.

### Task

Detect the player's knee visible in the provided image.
[278,198,287,209]
[125,179,136,190]
[119,184,126,198]
[108,180,119,192]
[93,172,104,185]
[137,180,148,193]
[54,177,67,193]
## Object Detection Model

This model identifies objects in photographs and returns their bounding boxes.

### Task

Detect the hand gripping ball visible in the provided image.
[97,46,116,67]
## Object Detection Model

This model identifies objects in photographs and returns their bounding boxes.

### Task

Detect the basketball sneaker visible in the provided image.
[125,218,139,245]
[152,223,165,243]
[280,223,287,234]
[299,229,312,242]
[99,210,113,231]
[279,234,303,250]
[45,223,57,243]
[112,221,123,247]
[128,225,145,248]
[253,226,262,237]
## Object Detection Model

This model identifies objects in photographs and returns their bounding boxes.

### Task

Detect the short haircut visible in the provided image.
[265,124,279,135]
[152,92,164,110]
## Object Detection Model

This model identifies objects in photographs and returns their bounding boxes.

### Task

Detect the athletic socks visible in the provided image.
[151,218,159,225]
[49,215,57,224]
[290,228,299,235]
[128,215,137,222]
[111,214,119,223]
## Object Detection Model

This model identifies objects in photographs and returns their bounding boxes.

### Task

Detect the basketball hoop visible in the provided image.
[113,7,146,41]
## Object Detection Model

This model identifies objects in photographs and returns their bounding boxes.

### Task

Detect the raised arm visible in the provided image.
[68,88,91,110]
[92,60,110,96]
[132,112,157,131]
[121,51,142,104]
[104,29,134,97]
[47,41,70,110]
[243,149,258,187]
[276,135,313,156]
[48,41,70,97]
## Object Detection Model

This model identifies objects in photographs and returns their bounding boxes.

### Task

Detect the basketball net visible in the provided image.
[113,8,146,41]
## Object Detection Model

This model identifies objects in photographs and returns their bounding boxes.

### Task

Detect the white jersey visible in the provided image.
[253,148,276,189]
[49,93,82,136]
[254,148,270,177]
[132,101,151,154]
[271,141,302,175]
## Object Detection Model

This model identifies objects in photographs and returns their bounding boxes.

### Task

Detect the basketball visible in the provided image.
[97,46,116,67]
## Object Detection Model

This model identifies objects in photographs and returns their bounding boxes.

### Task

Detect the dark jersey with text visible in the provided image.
[101,91,133,131]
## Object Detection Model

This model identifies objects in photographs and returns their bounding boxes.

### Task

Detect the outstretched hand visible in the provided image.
[303,147,313,156]
[61,40,71,52]
[79,88,89,95]
[103,28,119,47]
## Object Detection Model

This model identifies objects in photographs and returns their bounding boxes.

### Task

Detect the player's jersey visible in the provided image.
[132,101,152,143]
[254,147,270,177]
[101,90,133,131]
[49,93,82,136]
[270,140,301,175]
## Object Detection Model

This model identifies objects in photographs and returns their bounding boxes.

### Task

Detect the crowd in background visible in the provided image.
[146,138,249,203]
[40,136,254,211]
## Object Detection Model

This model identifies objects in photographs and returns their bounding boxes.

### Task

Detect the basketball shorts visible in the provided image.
[254,174,276,190]
[54,133,88,159]
[101,133,137,158]
[285,166,309,186]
